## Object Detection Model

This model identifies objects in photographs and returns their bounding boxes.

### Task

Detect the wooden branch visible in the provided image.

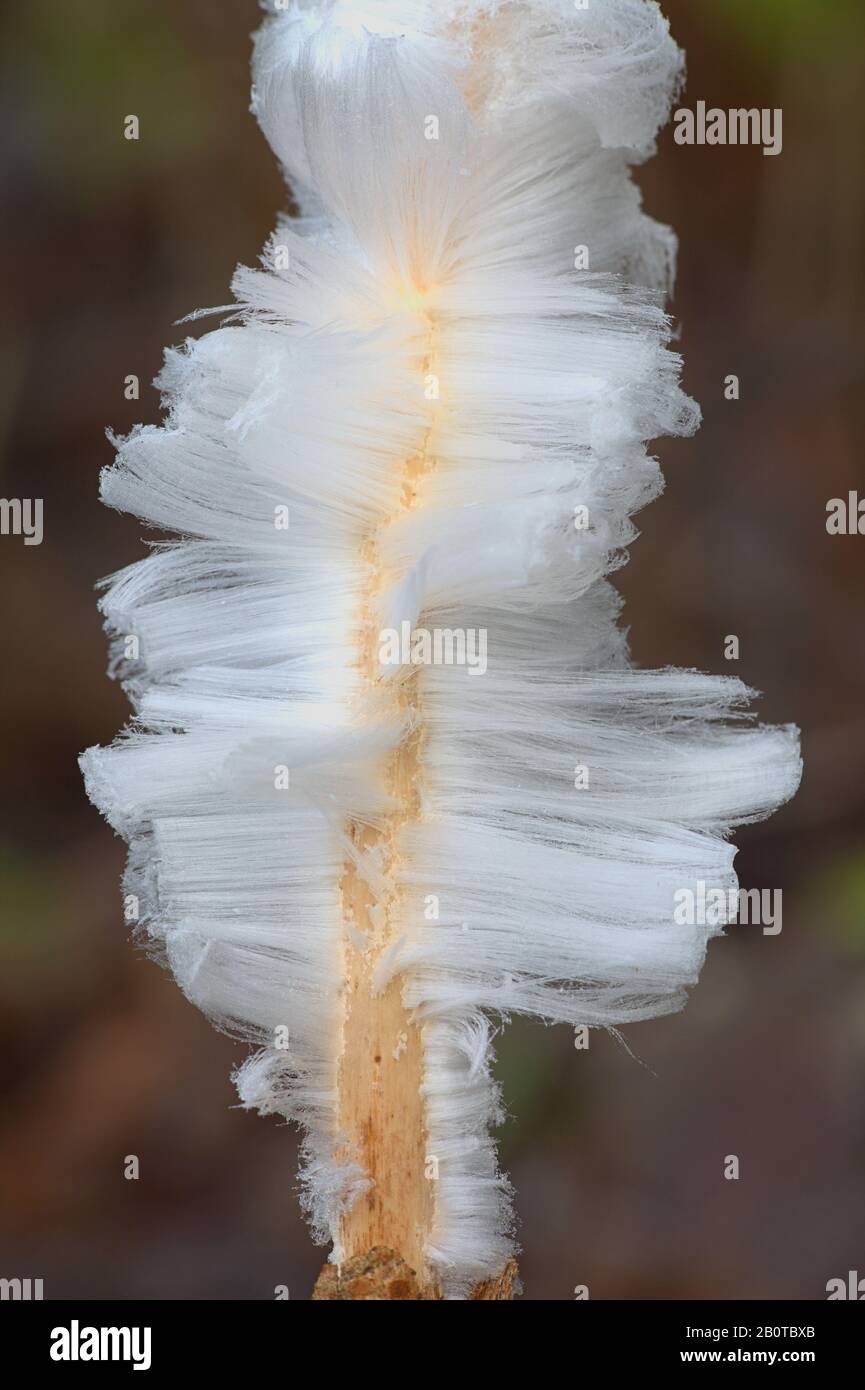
[331,316,518,1296]
[313,1248,520,1301]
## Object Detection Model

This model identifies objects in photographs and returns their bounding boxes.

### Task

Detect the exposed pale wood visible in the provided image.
[337,728,435,1289]
[333,291,517,1299]
[335,313,439,1293]
[312,1248,520,1301]
[313,1247,423,1301]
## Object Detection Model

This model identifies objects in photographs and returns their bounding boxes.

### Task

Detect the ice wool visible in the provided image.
[81,0,801,1297]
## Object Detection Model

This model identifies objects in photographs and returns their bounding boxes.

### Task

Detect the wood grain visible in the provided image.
[336,314,439,1293]
[313,1248,520,1301]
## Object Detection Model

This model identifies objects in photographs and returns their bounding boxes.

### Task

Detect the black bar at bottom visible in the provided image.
[1,1298,858,1374]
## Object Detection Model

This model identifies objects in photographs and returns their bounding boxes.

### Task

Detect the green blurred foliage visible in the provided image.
[4,0,210,199]
[709,0,864,54]
[822,851,865,959]
[495,1019,582,1159]
[0,847,65,961]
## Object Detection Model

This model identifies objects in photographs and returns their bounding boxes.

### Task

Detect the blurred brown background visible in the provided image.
[1,0,863,1300]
